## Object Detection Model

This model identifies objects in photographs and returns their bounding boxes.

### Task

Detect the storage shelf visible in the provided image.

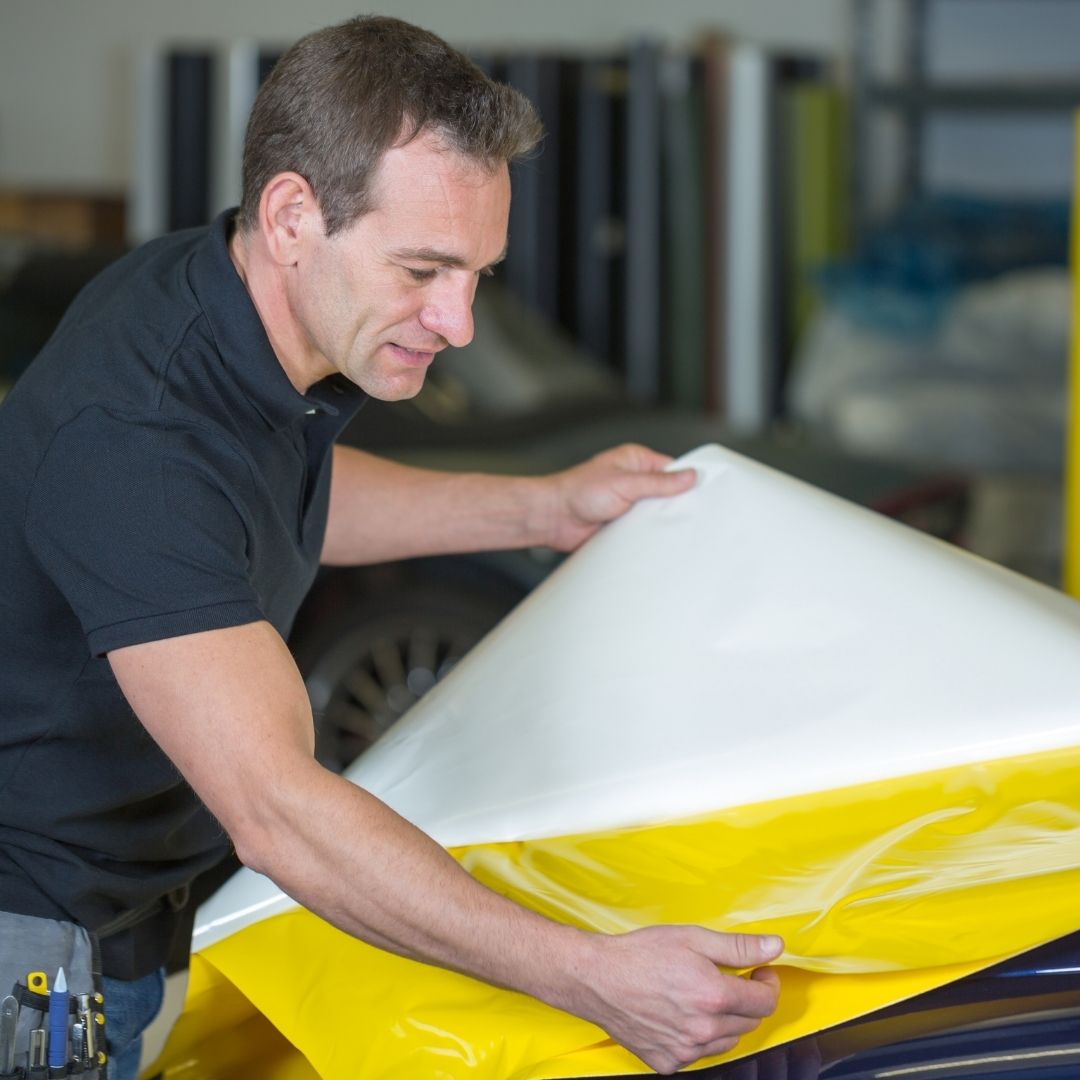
[851,0,1080,235]
[869,83,1080,112]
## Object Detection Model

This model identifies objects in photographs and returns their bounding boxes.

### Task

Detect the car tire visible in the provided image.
[290,561,524,772]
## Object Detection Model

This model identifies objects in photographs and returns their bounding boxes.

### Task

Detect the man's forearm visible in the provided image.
[238,757,596,1010]
[321,446,553,565]
[321,443,697,566]
[112,621,586,1006]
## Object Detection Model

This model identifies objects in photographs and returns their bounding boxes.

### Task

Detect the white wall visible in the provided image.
[0,0,849,193]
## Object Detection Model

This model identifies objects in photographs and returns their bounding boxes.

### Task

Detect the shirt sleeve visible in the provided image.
[25,407,266,656]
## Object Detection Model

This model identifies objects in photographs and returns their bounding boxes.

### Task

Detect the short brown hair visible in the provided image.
[237,15,542,236]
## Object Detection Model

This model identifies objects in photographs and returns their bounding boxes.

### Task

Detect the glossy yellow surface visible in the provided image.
[145,744,1080,1079]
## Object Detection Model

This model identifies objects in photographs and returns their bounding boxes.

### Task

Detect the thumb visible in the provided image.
[619,466,697,502]
[690,929,784,969]
[660,466,698,492]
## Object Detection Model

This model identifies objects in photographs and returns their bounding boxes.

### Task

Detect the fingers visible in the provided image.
[578,926,784,1075]
[545,444,696,550]
[597,442,676,472]
[643,937,781,1067]
[689,1021,760,1066]
[688,927,785,971]
[641,1010,762,1075]
[721,967,781,1025]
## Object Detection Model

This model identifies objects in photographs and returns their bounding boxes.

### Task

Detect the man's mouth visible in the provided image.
[387,343,441,367]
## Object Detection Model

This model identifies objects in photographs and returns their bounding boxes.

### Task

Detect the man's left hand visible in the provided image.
[542,443,696,552]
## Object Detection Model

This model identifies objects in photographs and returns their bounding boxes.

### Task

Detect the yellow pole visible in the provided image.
[1065,112,1080,596]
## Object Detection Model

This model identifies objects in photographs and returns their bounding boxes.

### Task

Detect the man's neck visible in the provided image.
[228,226,331,395]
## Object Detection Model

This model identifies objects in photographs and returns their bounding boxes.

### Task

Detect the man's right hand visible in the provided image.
[566,927,783,1074]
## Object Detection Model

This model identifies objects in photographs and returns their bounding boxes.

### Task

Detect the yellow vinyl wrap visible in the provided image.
[145,743,1080,1079]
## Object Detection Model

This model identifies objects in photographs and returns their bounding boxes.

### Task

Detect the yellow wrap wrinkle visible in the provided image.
[145,743,1080,1079]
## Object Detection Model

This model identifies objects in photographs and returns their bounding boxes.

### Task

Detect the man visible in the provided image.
[0,16,782,1077]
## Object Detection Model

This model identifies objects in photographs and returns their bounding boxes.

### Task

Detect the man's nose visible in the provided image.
[419,273,476,348]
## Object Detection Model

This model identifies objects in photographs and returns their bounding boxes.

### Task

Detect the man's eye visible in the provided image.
[407,267,437,282]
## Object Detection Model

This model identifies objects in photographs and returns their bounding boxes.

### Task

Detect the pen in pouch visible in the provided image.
[47,967,67,1071]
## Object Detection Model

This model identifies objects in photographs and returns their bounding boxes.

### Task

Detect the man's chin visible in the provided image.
[356,366,429,403]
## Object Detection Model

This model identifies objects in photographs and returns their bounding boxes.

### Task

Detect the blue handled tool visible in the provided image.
[47,967,67,1069]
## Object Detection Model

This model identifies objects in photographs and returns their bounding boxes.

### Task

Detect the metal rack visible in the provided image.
[851,0,1080,240]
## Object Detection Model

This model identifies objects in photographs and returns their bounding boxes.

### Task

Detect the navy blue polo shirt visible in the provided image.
[0,211,365,978]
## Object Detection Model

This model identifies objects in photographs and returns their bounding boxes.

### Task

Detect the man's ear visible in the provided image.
[257,172,323,266]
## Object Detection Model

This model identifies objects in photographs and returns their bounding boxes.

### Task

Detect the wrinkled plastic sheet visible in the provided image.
[146,445,1080,1079]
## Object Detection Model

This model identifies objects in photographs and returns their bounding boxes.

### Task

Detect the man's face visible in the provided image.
[287,132,511,400]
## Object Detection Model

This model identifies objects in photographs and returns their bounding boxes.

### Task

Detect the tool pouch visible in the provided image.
[0,912,106,1079]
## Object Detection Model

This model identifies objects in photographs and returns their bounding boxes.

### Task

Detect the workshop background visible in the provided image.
[2,0,1077,714]
[2,0,1079,1070]
[3,0,1076,587]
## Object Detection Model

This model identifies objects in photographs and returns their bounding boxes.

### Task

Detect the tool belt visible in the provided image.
[0,912,107,1079]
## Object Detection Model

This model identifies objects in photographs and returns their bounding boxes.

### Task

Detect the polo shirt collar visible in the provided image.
[188,209,366,430]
